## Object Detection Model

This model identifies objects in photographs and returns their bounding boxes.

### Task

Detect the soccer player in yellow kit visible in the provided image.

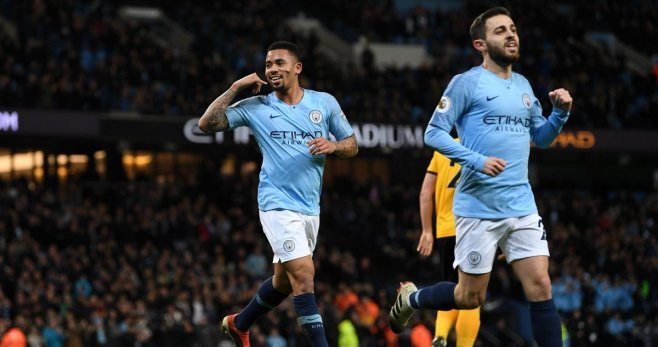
[416,144,480,347]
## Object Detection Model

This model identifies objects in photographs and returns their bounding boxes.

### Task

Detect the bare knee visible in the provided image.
[272,272,292,294]
[524,275,552,301]
[454,286,485,309]
[288,272,315,294]
[284,258,316,295]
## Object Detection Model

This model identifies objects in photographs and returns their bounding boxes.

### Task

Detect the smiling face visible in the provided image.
[480,14,520,67]
[265,49,302,91]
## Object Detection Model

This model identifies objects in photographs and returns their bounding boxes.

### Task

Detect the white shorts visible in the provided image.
[453,213,549,274]
[259,209,320,263]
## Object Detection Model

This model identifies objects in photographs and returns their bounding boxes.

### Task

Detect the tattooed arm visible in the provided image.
[198,73,267,133]
[333,134,358,158]
[197,88,238,133]
[307,134,358,158]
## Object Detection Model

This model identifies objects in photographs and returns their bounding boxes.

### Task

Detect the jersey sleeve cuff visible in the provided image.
[473,155,486,172]
[551,108,570,119]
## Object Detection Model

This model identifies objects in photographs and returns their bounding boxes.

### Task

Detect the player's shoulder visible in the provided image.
[448,66,483,91]
[305,89,338,103]
[463,65,485,78]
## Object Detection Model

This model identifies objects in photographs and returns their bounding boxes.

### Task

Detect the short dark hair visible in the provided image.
[469,7,512,41]
[267,41,301,62]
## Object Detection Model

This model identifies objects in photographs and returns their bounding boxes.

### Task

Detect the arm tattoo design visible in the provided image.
[334,134,358,158]
[200,88,238,132]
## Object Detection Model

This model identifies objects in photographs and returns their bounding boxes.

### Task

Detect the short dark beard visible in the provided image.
[487,42,519,67]
[268,76,285,91]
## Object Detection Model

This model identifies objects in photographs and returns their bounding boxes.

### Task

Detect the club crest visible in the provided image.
[283,240,295,252]
[522,94,532,109]
[468,251,481,265]
[309,110,323,124]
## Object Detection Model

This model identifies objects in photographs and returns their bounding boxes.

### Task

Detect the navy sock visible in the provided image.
[293,293,328,347]
[408,282,457,310]
[235,277,288,331]
[529,299,562,347]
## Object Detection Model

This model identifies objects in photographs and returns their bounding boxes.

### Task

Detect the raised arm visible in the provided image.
[198,88,238,133]
[530,88,572,148]
[198,73,267,133]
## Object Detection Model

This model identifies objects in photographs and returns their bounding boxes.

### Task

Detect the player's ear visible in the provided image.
[473,39,486,54]
[295,61,302,75]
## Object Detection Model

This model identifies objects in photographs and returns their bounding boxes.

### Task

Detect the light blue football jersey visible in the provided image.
[424,65,570,218]
[226,89,353,215]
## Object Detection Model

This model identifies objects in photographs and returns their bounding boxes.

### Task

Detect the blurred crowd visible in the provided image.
[0,163,656,346]
[304,1,658,55]
[0,0,656,128]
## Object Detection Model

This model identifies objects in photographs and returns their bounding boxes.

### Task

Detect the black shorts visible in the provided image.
[438,236,458,282]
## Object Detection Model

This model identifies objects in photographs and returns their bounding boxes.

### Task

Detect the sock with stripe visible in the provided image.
[293,293,328,347]
[529,299,562,347]
[409,282,457,310]
[234,277,289,331]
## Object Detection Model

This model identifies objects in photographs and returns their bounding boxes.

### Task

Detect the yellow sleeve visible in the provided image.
[426,152,441,174]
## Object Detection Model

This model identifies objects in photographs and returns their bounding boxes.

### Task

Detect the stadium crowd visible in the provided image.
[0,167,656,346]
[0,0,656,128]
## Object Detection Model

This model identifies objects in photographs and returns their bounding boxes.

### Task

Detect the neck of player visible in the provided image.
[275,83,304,105]
[482,56,512,79]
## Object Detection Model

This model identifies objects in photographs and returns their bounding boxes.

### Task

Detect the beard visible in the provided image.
[268,77,285,91]
[270,82,285,90]
[487,41,520,67]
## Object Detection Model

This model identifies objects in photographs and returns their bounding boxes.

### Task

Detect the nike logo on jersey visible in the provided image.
[270,114,283,119]
[486,95,500,101]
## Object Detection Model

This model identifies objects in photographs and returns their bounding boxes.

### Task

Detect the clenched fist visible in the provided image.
[548,88,572,113]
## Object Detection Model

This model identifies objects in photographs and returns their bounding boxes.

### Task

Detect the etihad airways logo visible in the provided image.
[483,115,530,133]
[271,130,323,145]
